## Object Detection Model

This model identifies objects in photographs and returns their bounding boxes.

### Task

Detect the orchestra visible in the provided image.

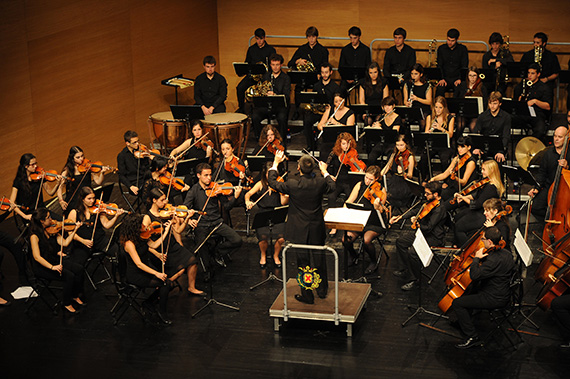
[4,21,570,354]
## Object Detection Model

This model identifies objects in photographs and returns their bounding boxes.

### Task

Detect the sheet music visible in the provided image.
[465,96,484,114]
[324,207,371,227]
[528,106,536,117]
[412,229,434,268]
[514,229,533,267]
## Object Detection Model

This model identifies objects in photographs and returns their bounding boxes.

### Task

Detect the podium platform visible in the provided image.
[269,278,371,337]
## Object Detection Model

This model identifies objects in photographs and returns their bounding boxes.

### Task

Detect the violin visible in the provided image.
[158,172,186,191]
[450,153,471,181]
[267,141,288,160]
[158,204,206,218]
[338,149,366,173]
[411,199,440,229]
[30,168,71,182]
[135,144,170,160]
[140,221,163,239]
[195,138,219,155]
[362,181,389,212]
[224,156,253,184]
[45,219,83,235]
[449,177,490,205]
[88,200,129,216]
[78,159,116,174]
[205,182,251,197]
[396,149,411,172]
[0,197,28,212]
[268,174,286,193]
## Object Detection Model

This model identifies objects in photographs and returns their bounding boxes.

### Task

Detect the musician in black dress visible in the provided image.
[117,130,150,197]
[140,157,190,211]
[339,26,371,87]
[482,32,514,95]
[245,162,289,268]
[390,181,447,291]
[482,198,511,249]
[383,27,416,85]
[512,63,553,141]
[268,152,335,304]
[473,91,511,162]
[403,63,432,129]
[528,126,569,220]
[436,28,469,97]
[236,28,276,114]
[452,226,515,349]
[359,62,389,125]
[381,134,416,210]
[342,165,387,274]
[317,92,355,160]
[520,32,561,93]
[367,96,403,165]
[29,208,85,314]
[326,132,363,211]
[194,55,227,115]
[252,125,287,175]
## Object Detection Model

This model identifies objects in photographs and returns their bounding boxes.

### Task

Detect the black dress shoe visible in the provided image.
[317,288,328,299]
[364,262,378,275]
[157,310,172,325]
[401,280,417,291]
[294,294,314,304]
[455,336,482,349]
[274,262,282,268]
[259,262,267,269]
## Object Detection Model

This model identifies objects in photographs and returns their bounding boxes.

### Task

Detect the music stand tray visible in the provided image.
[246,156,272,173]
[297,91,329,106]
[161,73,194,89]
[321,125,357,144]
[387,76,402,90]
[170,105,204,121]
[288,71,319,87]
[351,104,383,117]
[176,157,208,177]
[506,62,530,79]
[233,62,267,77]
[501,99,533,117]
[412,132,450,150]
[252,95,287,110]
[338,66,366,82]
[466,133,503,155]
[447,97,483,119]
[363,128,398,154]
[395,106,425,123]
[423,67,443,82]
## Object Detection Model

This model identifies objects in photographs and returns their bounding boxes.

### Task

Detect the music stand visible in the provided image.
[175,157,208,177]
[387,76,403,91]
[288,71,319,89]
[363,128,398,155]
[252,95,287,116]
[93,183,114,203]
[412,132,450,178]
[162,73,194,104]
[395,106,425,125]
[245,156,271,173]
[338,66,366,82]
[249,206,289,290]
[351,104,383,124]
[447,97,482,119]
[466,134,504,158]
[501,99,533,118]
[170,105,204,121]
[233,62,267,77]
[320,125,357,144]
[502,164,539,230]
[424,67,443,83]
[505,62,530,80]
[297,91,329,108]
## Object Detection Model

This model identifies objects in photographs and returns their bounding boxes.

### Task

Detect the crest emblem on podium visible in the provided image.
[297,266,321,290]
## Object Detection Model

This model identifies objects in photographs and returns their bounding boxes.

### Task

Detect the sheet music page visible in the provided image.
[514,229,533,267]
[413,229,434,268]
[324,207,371,227]
[528,106,536,117]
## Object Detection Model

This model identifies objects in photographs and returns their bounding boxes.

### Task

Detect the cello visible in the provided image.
[536,265,570,311]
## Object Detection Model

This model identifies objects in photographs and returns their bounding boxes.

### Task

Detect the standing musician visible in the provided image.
[380,134,416,209]
[169,120,214,186]
[339,26,372,87]
[367,96,403,166]
[119,213,173,325]
[419,96,456,181]
[267,151,335,304]
[117,130,150,196]
[194,55,227,115]
[143,188,203,296]
[403,63,433,129]
[251,53,291,140]
[520,32,561,93]
[236,28,276,114]
[528,126,569,220]
[390,182,447,291]
[383,27,417,86]
[358,62,389,125]
[67,186,125,266]
[453,66,488,132]
[140,157,190,211]
[472,91,511,162]
[482,32,514,95]
[451,226,515,349]
[184,163,243,271]
[29,208,85,314]
[450,160,505,247]
[512,63,553,141]
[342,165,387,274]
[57,146,110,214]
[428,136,477,202]
[245,162,289,268]
[302,62,341,152]
[317,92,355,160]
[436,28,469,98]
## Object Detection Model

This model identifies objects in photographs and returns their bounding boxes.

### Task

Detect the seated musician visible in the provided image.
[380,134,416,210]
[236,28,276,114]
[302,62,340,152]
[184,163,243,272]
[435,28,469,98]
[317,92,355,160]
[194,55,227,115]
[520,32,561,93]
[117,131,150,196]
[219,138,252,188]
[339,26,372,88]
[245,162,289,268]
[528,126,569,220]
[143,188,203,295]
[169,120,214,186]
[451,226,515,349]
[140,157,189,211]
[367,96,402,165]
[342,165,387,274]
[512,63,553,141]
[358,62,389,125]
[29,208,85,314]
[418,96,456,182]
[472,91,511,162]
[450,160,505,247]
[428,136,476,202]
[251,53,291,140]
[482,198,512,249]
[551,291,570,348]
[383,27,417,87]
[453,66,488,132]
[481,32,514,96]
[253,125,287,175]
[403,63,432,129]
[389,182,446,291]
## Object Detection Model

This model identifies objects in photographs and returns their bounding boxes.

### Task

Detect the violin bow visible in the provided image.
[334,151,347,180]
[391,199,423,224]
[255,139,271,157]
[302,148,321,164]
[90,193,104,243]
[250,172,288,209]
[175,133,209,161]
[34,172,46,211]
[58,222,64,276]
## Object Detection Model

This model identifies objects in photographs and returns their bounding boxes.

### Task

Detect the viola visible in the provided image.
[267,141,288,160]
[135,144,170,160]
[224,156,253,184]
[362,181,389,212]
[158,171,186,191]
[205,182,251,197]
[339,149,366,173]
[449,177,490,205]
[536,266,570,311]
[78,159,116,174]
[30,167,71,182]
[396,149,411,172]
[140,221,162,239]
[0,197,28,212]
[450,153,471,181]
[45,219,83,235]
[88,200,129,216]
[158,204,206,218]
[411,199,440,229]
[195,138,219,156]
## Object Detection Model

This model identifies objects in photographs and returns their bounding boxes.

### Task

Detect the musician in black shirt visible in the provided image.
[383,27,416,85]
[482,33,514,95]
[512,64,553,141]
[436,28,469,98]
[117,130,150,196]
[194,56,227,115]
[236,28,276,114]
[473,92,511,162]
[339,26,371,86]
[251,53,291,141]
[520,32,561,92]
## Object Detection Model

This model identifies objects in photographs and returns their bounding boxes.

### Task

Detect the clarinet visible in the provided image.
[408,82,415,106]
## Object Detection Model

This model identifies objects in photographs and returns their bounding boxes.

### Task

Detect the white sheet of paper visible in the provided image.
[514,229,534,267]
[528,106,536,117]
[413,229,434,268]
[11,286,37,299]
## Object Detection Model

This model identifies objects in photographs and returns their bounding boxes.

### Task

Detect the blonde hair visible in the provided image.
[483,160,505,197]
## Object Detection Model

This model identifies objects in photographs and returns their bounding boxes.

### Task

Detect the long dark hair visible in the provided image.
[260,161,273,190]
[63,146,83,176]
[29,207,50,242]
[15,153,36,198]
[363,62,384,97]
[147,187,166,208]
[119,213,144,246]
[76,186,94,222]
[150,156,168,173]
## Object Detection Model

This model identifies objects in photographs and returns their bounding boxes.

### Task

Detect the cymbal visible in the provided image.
[515,137,546,170]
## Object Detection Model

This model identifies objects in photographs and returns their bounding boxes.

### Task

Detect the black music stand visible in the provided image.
[233,62,267,77]
[447,97,483,134]
[297,91,329,108]
[503,164,539,231]
[288,71,319,89]
[162,73,194,105]
[467,134,504,159]
[424,67,443,83]
[245,156,271,173]
[93,183,114,203]
[170,105,204,122]
[252,95,287,116]
[176,157,208,186]
[412,132,450,179]
[319,125,357,144]
[351,104,383,125]
[559,70,570,85]
[387,76,403,91]
[501,99,534,118]
[363,128,398,156]
[338,66,366,83]
[505,62,530,80]
[249,206,289,290]
[395,106,425,125]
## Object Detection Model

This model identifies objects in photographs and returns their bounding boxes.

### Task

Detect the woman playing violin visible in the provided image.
[342,165,387,274]
[67,187,125,265]
[428,136,477,202]
[29,208,85,314]
[219,138,251,186]
[140,156,190,211]
[454,66,488,131]
[169,120,213,162]
[367,96,403,165]
[326,132,363,211]
[144,188,203,296]
[10,153,62,221]
[254,125,287,162]
[381,135,416,209]
[58,146,110,213]
[245,162,289,268]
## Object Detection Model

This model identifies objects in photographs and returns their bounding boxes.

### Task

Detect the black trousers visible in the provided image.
[551,293,570,341]
[252,107,289,141]
[194,222,243,269]
[452,292,507,338]
[395,231,441,282]
[33,258,84,306]
[454,207,486,246]
[70,234,117,267]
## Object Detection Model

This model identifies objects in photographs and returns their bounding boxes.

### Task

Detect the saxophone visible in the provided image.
[428,39,437,68]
